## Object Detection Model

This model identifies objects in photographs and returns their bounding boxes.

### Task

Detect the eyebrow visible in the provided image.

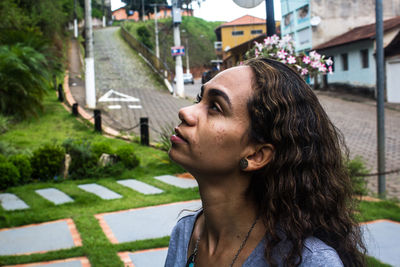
[207,88,232,109]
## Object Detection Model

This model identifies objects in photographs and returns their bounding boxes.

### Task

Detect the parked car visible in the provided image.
[174,73,194,84]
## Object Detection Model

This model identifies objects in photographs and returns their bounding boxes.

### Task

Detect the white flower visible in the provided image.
[325,57,333,66]
[287,55,296,64]
[277,49,287,59]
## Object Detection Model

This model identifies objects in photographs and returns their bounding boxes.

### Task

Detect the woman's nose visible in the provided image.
[178,105,197,126]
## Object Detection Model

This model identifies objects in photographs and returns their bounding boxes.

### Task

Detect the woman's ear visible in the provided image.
[244,144,274,172]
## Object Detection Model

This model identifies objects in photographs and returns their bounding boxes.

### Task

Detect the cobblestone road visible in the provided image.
[93,27,191,141]
[90,27,399,199]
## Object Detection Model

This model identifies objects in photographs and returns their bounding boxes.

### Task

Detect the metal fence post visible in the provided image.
[58,84,64,102]
[72,103,78,116]
[140,117,149,146]
[94,109,102,132]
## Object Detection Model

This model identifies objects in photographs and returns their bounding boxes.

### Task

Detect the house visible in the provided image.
[112,6,193,21]
[280,0,400,52]
[314,16,400,103]
[214,15,280,63]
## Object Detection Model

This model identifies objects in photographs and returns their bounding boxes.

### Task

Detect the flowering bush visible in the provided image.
[245,34,333,77]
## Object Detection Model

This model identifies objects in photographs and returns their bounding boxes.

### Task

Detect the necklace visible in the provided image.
[185,214,260,267]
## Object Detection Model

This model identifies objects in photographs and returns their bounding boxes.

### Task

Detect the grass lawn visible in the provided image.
[0,93,398,266]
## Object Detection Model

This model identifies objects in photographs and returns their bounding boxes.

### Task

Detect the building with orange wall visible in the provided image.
[112,6,193,21]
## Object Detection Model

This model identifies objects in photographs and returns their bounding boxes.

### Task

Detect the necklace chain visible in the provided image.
[187,214,260,267]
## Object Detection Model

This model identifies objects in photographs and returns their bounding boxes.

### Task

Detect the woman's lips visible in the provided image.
[171,128,188,144]
[170,134,187,144]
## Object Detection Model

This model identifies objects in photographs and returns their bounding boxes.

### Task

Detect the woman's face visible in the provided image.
[169,66,255,177]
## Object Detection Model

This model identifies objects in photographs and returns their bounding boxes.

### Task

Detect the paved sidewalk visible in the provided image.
[68,27,191,142]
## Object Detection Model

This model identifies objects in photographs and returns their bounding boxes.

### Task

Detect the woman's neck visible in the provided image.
[195,173,261,255]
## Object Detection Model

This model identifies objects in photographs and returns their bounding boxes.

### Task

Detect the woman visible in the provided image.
[165,58,366,266]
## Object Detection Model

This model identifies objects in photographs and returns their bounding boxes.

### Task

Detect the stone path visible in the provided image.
[119,249,168,267]
[0,176,197,211]
[0,193,29,211]
[117,179,164,195]
[155,175,198,189]
[77,184,122,200]
[362,220,400,267]
[90,27,191,141]
[35,188,74,205]
[0,219,81,256]
[95,200,201,243]
[4,257,90,267]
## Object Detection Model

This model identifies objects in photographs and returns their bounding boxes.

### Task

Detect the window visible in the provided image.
[251,29,263,35]
[232,30,244,36]
[341,53,348,71]
[297,5,310,23]
[283,12,293,27]
[360,49,369,68]
[297,27,311,45]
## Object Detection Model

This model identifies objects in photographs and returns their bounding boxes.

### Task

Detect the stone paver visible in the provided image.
[95,200,201,243]
[119,249,167,267]
[35,188,74,205]
[362,220,400,267]
[92,27,192,141]
[78,184,122,200]
[154,175,198,189]
[4,257,90,267]
[0,193,29,211]
[316,92,400,198]
[117,179,163,195]
[0,219,81,256]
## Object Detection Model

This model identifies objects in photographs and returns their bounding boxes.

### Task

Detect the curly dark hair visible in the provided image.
[244,58,366,266]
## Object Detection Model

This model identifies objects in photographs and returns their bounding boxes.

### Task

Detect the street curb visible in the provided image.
[63,70,132,141]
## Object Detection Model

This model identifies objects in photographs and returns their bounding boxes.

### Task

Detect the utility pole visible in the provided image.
[85,0,96,109]
[376,0,386,198]
[185,37,190,74]
[74,0,78,38]
[102,0,106,27]
[154,5,160,58]
[265,0,276,36]
[142,0,145,21]
[172,0,184,97]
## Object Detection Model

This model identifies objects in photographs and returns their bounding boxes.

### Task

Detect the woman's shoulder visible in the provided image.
[300,237,343,266]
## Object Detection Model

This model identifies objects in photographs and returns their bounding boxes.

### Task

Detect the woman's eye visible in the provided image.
[210,103,221,113]
[195,94,202,104]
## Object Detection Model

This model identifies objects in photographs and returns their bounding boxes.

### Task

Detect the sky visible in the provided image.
[110,0,282,22]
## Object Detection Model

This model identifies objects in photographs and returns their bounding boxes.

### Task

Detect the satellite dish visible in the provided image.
[233,0,264,9]
[310,16,321,26]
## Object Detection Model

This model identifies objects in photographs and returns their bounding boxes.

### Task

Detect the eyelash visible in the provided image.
[195,94,221,113]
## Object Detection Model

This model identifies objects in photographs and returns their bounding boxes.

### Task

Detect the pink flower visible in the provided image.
[310,51,321,61]
[255,49,260,58]
[301,68,309,76]
[325,57,333,66]
[277,49,287,59]
[328,66,333,74]
[311,61,320,68]
[302,56,311,64]
[287,55,296,64]
[318,64,327,73]
[254,42,263,52]
[264,37,271,46]
[271,35,279,45]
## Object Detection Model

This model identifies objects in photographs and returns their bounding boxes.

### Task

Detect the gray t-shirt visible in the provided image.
[165,211,343,267]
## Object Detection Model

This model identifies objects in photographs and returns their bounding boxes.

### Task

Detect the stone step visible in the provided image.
[0,219,81,256]
[96,200,201,243]
[119,249,167,267]
[0,193,29,211]
[154,175,198,189]
[78,183,122,200]
[35,188,74,205]
[117,179,163,195]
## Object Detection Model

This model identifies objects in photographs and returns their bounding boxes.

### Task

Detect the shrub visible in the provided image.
[0,140,19,157]
[115,146,140,169]
[346,156,369,196]
[158,124,174,152]
[91,142,113,160]
[0,115,10,134]
[31,143,65,181]
[0,154,7,163]
[0,161,20,190]
[62,138,97,179]
[137,25,153,49]
[9,154,32,184]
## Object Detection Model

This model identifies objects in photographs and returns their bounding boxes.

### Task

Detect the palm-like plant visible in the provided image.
[0,44,51,119]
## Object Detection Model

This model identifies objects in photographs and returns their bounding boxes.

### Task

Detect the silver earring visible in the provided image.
[239,158,248,170]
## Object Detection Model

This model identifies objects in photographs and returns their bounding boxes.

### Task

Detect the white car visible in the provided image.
[174,73,194,84]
